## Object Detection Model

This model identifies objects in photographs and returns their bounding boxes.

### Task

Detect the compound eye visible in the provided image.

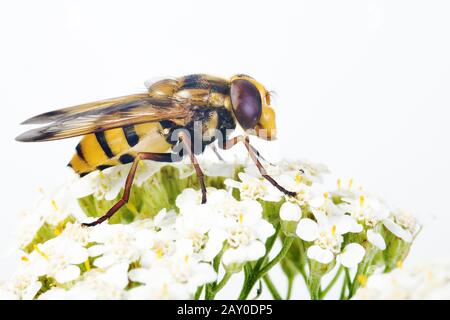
[230,79,262,130]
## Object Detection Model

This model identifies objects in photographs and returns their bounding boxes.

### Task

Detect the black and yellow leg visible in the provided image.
[82,152,178,227]
[220,135,296,197]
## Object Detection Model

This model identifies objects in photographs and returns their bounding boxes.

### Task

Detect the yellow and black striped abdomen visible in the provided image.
[69,123,172,177]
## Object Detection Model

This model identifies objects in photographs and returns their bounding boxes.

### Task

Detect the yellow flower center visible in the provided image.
[357,274,368,287]
[348,179,354,189]
[331,225,336,236]
[51,199,59,211]
[156,247,164,259]
[359,195,365,207]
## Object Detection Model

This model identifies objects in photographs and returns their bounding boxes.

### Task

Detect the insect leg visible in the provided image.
[82,152,178,227]
[220,135,296,197]
[219,136,271,164]
[178,131,207,204]
[249,144,274,165]
[210,144,225,162]
[243,137,296,197]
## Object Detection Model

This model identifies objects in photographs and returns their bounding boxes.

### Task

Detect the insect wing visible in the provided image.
[16,95,191,142]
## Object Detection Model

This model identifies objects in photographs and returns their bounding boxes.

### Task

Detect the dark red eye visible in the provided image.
[230,79,262,130]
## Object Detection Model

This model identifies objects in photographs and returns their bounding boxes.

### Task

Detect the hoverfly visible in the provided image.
[17,74,296,226]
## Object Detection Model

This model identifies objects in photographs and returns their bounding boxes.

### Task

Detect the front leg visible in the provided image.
[219,135,297,197]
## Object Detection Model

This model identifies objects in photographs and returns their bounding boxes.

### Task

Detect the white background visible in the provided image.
[1,0,449,297]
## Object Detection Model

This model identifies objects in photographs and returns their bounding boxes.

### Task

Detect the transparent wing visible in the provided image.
[16,94,191,142]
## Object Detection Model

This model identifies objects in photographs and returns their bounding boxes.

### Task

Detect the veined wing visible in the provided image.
[21,94,152,125]
[16,94,191,142]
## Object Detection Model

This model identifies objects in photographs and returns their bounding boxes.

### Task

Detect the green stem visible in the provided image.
[238,237,294,300]
[237,224,280,300]
[263,274,282,300]
[320,266,343,299]
[194,285,204,300]
[339,271,348,300]
[253,224,281,272]
[341,268,352,300]
[213,245,226,273]
[258,237,294,277]
[205,272,233,300]
[205,245,227,299]
[292,260,308,284]
[348,248,377,299]
[307,274,322,300]
[214,272,233,293]
[286,275,294,300]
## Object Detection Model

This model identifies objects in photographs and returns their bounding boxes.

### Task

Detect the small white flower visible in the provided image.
[337,243,366,268]
[176,188,205,209]
[339,193,391,249]
[296,215,365,268]
[390,209,419,235]
[139,233,176,267]
[17,181,86,247]
[280,201,302,222]
[274,173,318,206]
[225,172,282,202]
[0,272,42,300]
[128,251,216,300]
[197,160,236,178]
[88,223,153,269]
[59,222,90,246]
[153,208,177,229]
[279,159,330,183]
[382,209,419,243]
[72,166,128,201]
[355,261,450,300]
[39,263,129,300]
[221,199,275,267]
[29,237,89,284]
[340,193,417,246]
[341,194,389,227]
[367,229,386,250]
[174,206,227,262]
[296,218,319,241]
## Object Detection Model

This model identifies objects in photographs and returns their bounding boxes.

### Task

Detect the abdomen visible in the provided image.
[68,122,172,177]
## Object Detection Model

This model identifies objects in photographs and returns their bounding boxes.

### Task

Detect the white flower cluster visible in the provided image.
[1,186,276,299]
[226,160,420,269]
[355,260,450,300]
[1,157,420,300]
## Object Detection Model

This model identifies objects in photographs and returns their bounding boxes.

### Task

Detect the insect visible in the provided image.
[16,74,296,226]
